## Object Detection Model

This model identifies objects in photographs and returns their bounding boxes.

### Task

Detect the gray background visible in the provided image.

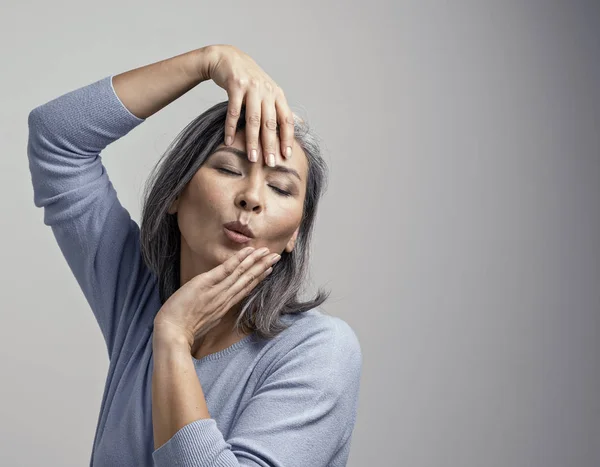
[2,1,599,466]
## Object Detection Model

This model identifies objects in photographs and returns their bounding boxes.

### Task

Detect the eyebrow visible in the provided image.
[213,147,302,182]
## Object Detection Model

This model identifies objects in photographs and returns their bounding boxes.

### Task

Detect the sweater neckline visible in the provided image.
[191,332,257,365]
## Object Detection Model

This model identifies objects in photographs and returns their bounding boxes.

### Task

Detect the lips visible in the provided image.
[223,221,255,238]
[223,227,253,244]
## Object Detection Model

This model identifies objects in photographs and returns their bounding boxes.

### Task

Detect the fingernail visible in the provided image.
[286,147,292,158]
[250,149,258,162]
[268,154,275,167]
[270,254,281,264]
[225,136,233,146]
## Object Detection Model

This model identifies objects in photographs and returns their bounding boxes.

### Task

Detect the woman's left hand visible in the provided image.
[152,246,281,352]
[198,44,295,167]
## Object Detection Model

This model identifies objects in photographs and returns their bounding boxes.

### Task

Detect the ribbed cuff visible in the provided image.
[152,419,233,467]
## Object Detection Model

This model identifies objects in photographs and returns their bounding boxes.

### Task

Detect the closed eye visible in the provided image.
[217,168,240,175]
[216,168,292,197]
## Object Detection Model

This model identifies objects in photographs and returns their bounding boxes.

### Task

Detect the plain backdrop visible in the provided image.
[1,1,599,466]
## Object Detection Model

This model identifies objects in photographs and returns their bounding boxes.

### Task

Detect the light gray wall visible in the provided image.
[1,1,599,466]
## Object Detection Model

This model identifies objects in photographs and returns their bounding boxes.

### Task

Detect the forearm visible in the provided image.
[152,334,211,451]
[112,46,214,119]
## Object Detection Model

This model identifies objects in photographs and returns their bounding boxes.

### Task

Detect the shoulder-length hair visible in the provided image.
[139,101,330,340]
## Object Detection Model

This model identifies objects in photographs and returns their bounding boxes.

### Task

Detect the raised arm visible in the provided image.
[113,44,296,166]
[26,47,209,360]
[111,47,208,119]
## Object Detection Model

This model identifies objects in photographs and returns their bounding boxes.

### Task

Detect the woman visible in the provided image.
[27,44,362,466]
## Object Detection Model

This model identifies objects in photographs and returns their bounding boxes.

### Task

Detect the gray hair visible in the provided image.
[139,101,331,340]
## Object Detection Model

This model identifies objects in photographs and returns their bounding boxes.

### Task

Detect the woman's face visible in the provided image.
[168,129,308,279]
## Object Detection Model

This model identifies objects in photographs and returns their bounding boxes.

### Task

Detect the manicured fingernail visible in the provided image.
[268,154,275,167]
[270,254,281,264]
[286,147,292,158]
[225,136,233,146]
[250,149,258,162]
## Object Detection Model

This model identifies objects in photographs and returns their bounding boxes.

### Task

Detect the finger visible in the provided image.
[275,89,295,159]
[226,253,281,305]
[211,247,271,303]
[204,246,257,285]
[224,87,244,146]
[211,246,270,292]
[245,79,262,163]
[228,263,275,306]
[261,85,278,167]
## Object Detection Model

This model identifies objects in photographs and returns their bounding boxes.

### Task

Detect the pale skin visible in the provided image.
[112,44,309,450]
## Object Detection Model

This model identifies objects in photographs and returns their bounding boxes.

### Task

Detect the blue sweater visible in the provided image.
[26,75,362,467]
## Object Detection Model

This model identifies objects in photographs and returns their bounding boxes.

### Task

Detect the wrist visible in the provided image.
[190,45,220,83]
[152,336,193,379]
[153,321,193,354]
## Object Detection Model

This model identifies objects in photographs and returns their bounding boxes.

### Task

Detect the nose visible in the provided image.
[235,187,263,213]
[235,154,273,212]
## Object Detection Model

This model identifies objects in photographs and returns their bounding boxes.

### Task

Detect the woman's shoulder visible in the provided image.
[274,308,362,358]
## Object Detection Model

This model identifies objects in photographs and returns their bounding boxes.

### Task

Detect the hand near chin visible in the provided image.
[198,44,295,166]
[153,247,281,351]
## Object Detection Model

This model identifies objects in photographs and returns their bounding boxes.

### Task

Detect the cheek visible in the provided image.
[267,208,302,246]
[177,183,222,234]
[202,185,225,212]
[188,179,225,218]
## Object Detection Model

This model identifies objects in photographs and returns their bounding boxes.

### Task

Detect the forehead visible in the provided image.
[212,128,309,181]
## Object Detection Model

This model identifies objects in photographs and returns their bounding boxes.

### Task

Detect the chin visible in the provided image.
[216,241,244,261]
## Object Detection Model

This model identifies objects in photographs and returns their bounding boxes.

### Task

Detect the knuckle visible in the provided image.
[228,107,240,118]
[235,76,247,87]
[247,114,261,126]
[241,277,253,291]
[234,263,247,278]
[250,78,260,88]
[223,263,236,276]
[264,118,277,131]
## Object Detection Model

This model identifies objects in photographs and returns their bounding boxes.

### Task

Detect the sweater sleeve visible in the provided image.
[152,318,363,467]
[26,75,150,361]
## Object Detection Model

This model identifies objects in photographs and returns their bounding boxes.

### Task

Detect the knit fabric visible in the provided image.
[26,75,362,466]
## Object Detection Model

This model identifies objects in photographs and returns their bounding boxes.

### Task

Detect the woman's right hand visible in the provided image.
[198,44,295,167]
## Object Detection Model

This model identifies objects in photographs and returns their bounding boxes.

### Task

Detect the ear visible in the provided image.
[285,226,300,253]
[167,196,179,215]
